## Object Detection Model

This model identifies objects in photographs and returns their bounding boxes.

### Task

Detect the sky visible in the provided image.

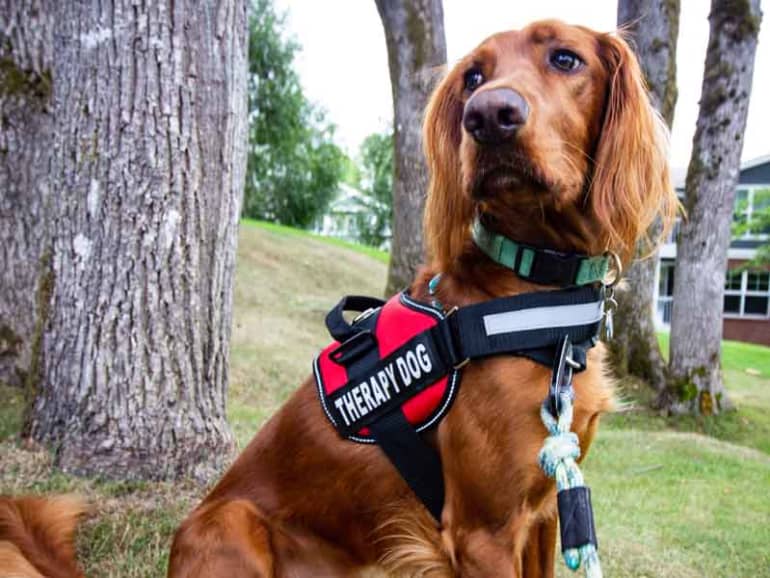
[275,0,769,169]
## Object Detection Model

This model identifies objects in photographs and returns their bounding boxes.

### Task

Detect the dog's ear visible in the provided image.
[589,33,678,264]
[423,67,473,270]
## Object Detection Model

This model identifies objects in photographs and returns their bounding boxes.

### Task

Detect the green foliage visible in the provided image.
[353,131,393,247]
[732,188,770,266]
[244,0,345,228]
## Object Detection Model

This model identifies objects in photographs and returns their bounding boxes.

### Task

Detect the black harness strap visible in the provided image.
[447,286,601,363]
[369,411,445,521]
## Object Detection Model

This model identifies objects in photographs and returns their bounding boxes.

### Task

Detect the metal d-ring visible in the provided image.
[603,251,623,287]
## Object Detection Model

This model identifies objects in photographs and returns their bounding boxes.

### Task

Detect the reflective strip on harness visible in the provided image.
[483,300,603,336]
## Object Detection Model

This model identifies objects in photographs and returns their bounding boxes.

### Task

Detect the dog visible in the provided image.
[167,19,676,578]
[0,495,86,578]
[0,19,676,578]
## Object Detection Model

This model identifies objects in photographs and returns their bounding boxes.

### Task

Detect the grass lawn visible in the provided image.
[604,334,770,455]
[2,221,769,577]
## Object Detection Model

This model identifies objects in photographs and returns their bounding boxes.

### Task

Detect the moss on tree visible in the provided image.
[405,4,427,71]
[22,249,54,436]
[0,57,51,101]
[713,0,762,40]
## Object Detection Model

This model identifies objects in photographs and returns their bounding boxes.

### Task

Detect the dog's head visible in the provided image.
[423,20,677,271]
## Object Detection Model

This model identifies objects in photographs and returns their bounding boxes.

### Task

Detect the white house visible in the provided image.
[313,182,391,250]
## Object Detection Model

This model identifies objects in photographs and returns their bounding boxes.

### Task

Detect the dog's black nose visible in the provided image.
[463,88,529,144]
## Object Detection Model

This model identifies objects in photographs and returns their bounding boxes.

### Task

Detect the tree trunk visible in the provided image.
[0,0,54,389]
[667,0,761,415]
[374,0,446,296]
[25,0,248,481]
[610,0,680,394]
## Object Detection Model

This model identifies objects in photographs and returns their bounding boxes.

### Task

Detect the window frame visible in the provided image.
[723,268,770,319]
[735,186,770,240]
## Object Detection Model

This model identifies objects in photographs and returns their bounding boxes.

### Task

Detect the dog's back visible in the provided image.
[0,496,85,578]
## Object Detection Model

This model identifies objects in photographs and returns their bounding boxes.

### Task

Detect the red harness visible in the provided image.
[313,292,460,443]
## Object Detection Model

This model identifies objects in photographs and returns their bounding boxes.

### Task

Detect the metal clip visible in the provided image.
[352,307,378,325]
[602,251,623,287]
[549,335,575,417]
[601,285,618,342]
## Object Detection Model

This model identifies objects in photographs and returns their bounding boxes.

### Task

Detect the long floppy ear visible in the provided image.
[590,33,678,264]
[422,67,473,271]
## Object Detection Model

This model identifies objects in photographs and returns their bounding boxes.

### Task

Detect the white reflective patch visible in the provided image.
[483,301,603,336]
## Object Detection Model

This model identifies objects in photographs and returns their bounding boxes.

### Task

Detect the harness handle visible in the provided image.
[325,295,386,343]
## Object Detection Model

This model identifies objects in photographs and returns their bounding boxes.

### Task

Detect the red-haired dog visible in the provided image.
[0,495,85,578]
[168,20,675,577]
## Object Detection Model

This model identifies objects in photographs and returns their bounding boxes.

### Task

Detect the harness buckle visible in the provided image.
[445,306,470,369]
[352,307,378,325]
[529,249,581,286]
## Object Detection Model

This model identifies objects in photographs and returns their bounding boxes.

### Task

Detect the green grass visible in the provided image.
[228,220,387,447]
[0,384,23,441]
[603,333,770,454]
[0,439,201,577]
[565,430,770,577]
[2,222,769,577]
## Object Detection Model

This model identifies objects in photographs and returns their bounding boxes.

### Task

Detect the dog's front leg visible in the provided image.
[521,515,557,578]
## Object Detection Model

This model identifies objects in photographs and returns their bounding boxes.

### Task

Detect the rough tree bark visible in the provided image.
[611,0,680,394]
[0,0,54,388]
[25,0,248,481]
[667,0,761,414]
[374,0,447,296]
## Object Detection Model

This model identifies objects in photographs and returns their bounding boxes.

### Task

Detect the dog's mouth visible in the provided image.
[471,155,552,199]
[476,167,527,196]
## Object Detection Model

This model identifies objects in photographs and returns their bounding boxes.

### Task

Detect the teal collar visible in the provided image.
[471,218,611,287]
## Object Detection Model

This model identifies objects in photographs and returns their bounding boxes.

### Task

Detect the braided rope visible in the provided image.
[538,390,603,578]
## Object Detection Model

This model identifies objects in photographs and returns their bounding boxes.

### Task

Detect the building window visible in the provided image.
[735,188,770,238]
[657,261,675,324]
[724,269,770,318]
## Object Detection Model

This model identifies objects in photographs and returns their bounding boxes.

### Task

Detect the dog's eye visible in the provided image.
[549,49,584,72]
[463,68,485,92]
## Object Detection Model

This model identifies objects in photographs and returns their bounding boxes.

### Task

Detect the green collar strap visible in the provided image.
[471,219,611,287]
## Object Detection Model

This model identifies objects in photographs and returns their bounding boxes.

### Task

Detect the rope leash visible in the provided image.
[538,389,603,578]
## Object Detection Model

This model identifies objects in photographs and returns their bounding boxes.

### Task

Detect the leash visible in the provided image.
[539,335,603,577]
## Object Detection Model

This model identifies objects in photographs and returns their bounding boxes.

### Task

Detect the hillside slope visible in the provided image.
[228,221,387,443]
